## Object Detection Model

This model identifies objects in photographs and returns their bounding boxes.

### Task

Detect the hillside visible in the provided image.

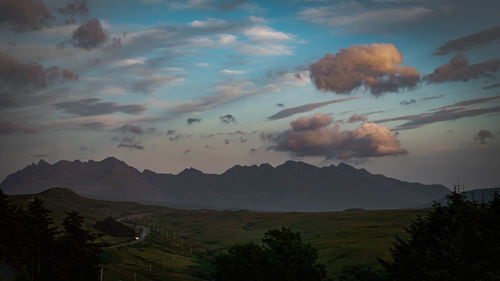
[7,188,427,280]
[1,157,450,211]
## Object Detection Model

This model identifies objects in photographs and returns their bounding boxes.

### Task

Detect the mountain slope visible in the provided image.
[1,157,450,211]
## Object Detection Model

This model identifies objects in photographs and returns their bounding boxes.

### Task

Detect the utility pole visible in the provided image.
[100,268,103,281]
[134,273,136,281]
[181,239,184,255]
[149,263,152,273]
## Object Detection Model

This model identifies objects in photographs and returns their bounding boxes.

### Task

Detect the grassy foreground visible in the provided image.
[9,188,426,280]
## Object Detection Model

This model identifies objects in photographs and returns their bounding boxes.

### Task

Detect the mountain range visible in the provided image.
[0,157,450,211]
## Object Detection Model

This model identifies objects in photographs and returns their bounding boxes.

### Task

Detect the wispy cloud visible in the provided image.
[434,25,500,55]
[268,97,360,120]
[0,120,36,135]
[299,2,432,33]
[53,98,146,116]
[375,96,500,131]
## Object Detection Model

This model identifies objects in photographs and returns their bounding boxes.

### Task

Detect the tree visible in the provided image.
[212,227,329,281]
[93,216,136,238]
[337,264,388,281]
[54,211,103,281]
[383,190,500,281]
[25,197,58,280]
[0,189,10,262]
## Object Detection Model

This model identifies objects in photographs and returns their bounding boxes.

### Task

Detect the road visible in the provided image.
[107,224,150,249]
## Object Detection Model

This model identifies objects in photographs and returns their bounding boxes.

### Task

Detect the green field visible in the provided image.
[9,188,427,281]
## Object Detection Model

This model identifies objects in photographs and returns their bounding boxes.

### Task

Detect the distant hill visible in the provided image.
[1,157,450,211]
[418,187,500,208]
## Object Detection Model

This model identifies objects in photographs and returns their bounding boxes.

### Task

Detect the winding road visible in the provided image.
[107,217,150,249]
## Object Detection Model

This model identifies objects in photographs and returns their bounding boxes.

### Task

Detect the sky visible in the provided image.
[1,0,499,189]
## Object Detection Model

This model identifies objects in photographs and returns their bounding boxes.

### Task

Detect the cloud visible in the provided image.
[131,76,183,94]
[434,25,500,55]
[187,117,202,124]
[276,103,285,107]
[221,69,245,75]
[78,122,105,130]
[348,113,367,123]
[219,114,236,124]
[0,55,78,107]
[236,42,293,56]
[0,120,36,134]
[154,0,247,11]
[79,146,94,152]
[436,95,500,109]
[113,136,144,150]
[58,0,89,23]
[183,149,191,154]
[71,19,109,49]
[0,53,46,97]
[291,113,333,131]
[474,129,495,144]
[309,43,420,95]
[166,129,176,135]
[62,69,79,81]
[400,99,416,106]
[0,0,52,30]
[113,124,156,135]
[169,133,188,141]
[425,53,500,84]
[117,143,144,150]
[375,102,500,131]
[54,98,147,116]
[267,113,406,159]
[166,81,258,116]
[243,25,292,42]
[483,83,500,90]
[267,97,359,120]
[421,94,444,101]
[299,3,432,33]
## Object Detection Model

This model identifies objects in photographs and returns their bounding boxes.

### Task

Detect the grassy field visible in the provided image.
[9,188,427,280]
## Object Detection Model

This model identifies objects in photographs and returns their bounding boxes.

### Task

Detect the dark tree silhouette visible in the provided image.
[0,189,10,262]
[93,216,135,238]
[384,191,500,281]
[25,197,58,280]
[54,211,104,281]
[212,227,329,281]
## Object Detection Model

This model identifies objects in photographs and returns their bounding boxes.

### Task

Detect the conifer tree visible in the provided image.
[25,197,58,280]
[54,211,103,281]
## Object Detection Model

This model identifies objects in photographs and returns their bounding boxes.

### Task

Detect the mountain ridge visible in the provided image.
[1,157,450,211]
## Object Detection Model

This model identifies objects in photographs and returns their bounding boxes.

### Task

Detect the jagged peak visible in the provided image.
[277,160,316,169]
[37,159,50,166]
[101,156,122,164]
[258,163,273,169]
[337,162,355,170]
[178,167,204,176]
[143,169,157,174]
